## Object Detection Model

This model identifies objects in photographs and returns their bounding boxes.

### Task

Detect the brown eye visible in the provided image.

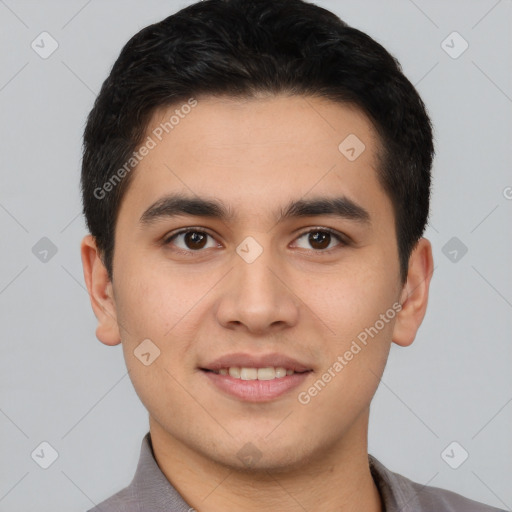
[184,231,208,249]
[165,229,217,252]
[294,228,345,251]
[308,231,331,250]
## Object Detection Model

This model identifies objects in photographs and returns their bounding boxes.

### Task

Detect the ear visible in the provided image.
[81,234,121,346]
[392,237,434,347]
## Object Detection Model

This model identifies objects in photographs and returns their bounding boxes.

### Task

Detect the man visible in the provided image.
[80,0,504,510]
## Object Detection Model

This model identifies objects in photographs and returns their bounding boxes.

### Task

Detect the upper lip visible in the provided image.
[201,352,312,373]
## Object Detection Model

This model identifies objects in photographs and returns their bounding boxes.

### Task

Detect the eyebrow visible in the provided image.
[139,193,371,226]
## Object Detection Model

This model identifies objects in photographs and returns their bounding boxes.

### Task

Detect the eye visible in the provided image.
[164,229,219,252]
[163,227,347,255]
[293,228,346,251]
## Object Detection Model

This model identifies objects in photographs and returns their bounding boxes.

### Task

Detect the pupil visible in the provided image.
[310,231,330,249]
[186,232,207,249]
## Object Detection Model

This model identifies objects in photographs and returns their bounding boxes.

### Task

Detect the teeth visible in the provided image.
[258,367,276,380]
[240,368,258,380]
[219,367,294,380]
[228,367,241,378]
[275,368,287,378]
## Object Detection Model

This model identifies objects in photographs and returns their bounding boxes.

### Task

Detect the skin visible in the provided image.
[81,94,433,512]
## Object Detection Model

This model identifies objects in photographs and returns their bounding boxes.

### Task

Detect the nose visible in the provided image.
[215,244,300,335]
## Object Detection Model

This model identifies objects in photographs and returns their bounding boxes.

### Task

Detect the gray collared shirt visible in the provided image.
[87,432,505,511]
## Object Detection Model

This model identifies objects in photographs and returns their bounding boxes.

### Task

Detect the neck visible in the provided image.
[149,410,383,512]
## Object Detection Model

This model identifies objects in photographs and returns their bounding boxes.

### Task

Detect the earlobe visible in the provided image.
[392,238,434,347]
[81,235,121,346]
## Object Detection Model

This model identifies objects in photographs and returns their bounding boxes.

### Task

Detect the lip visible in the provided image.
[200,352,312,373]
[201,370,311,402]
[199,352,313,402]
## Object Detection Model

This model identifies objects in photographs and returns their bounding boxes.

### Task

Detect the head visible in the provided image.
[81,0,434,471]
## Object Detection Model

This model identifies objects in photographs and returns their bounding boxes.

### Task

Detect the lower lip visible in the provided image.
[201,370,311,402]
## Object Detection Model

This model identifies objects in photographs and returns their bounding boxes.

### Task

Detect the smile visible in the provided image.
[211,366,296,380]
[201,367,312,402]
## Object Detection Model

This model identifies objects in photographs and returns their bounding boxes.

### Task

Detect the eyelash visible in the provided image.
[163,227,348,255]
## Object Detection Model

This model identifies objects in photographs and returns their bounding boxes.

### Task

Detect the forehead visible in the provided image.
[119,94,390,225]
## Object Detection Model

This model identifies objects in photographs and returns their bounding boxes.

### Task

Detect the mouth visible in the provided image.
[199,353,313,402]
[202,366,308,380]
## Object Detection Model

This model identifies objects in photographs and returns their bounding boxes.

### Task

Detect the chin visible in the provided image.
[199,432,315,475]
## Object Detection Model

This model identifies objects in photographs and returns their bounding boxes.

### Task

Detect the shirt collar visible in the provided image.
[128,431,420,511]
[128,432,192,511]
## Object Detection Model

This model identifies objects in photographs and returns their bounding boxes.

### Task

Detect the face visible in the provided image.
[84,94,430,471]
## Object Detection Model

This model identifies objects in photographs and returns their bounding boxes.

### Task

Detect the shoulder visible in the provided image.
[407,478,506,512]
[86,485,139,512]
[368,454,506,512]
[84,432,192,512]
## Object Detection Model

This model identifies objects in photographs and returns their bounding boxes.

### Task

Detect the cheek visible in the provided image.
[113,264,202,423]
[113,259,204,340]
[301,264,399,342]
[297,277,396,429]
[112,261,220,389]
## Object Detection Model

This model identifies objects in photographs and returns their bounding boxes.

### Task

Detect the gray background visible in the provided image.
[0,0,511,510]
